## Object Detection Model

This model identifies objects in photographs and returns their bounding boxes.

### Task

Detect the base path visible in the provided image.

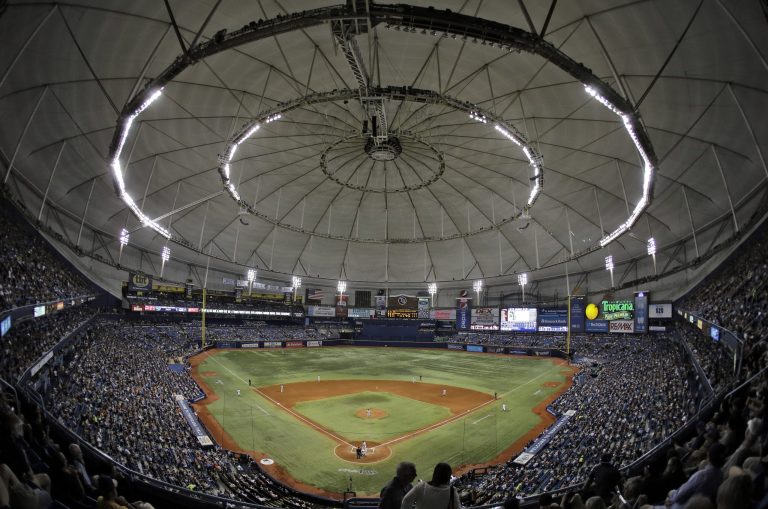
[190,350,576,497]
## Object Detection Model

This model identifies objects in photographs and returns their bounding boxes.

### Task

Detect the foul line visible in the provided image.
[473,414,492,424]
[378,369,557,448]
[206,353,271,416]
[255,387,354,448]
[207,351,559,451]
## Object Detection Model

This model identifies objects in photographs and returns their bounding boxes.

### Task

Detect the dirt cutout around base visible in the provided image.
[355,408,388,419]
[189,349,577,498]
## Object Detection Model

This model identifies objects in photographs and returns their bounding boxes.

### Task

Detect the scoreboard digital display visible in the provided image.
[500,307,537,332]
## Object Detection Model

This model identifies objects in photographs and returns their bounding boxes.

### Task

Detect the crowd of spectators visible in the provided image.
[435,332,566,348]
[0,209,93,310]
[678,228,768,381]
[454,333,700,504]
[0,305,96,382]
[127,293,304,316]
[38,320,315,508]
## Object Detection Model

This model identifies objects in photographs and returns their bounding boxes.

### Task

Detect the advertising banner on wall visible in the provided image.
[569,296,585,333]
[456,298,472,330]
[609,320,635,333]
[649,303,673,318]
[128,272,152,292]
[308,306,335,317]
[432,309,456,320]
[374,295,387,317]
[501,308,537,332]
[471,307,499,330]
[417,297,430,319]
[601,300,634,321]
[634,291,649,333]
[348,308,374,318]
[538,307,568,332]
[586,319,610,333]
[335,294,348,318]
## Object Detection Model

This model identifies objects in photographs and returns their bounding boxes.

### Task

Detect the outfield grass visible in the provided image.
[195,347,571,495]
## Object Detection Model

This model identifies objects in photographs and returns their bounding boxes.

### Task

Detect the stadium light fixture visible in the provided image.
[585,85,656,249]
[337,280,347,295]
[160,245,170,278]
[247,268,256,295]
[292,276,302,301]
[118,228,129,265]
[647,238,657,275]
[428,282,437,307]
[605,255,615,288]
[517,273,527,302]
[473,280,483,303]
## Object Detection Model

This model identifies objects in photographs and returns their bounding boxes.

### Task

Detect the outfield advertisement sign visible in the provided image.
[286,341,304,348]
[417,298,430,319]
[649,302,673,318]
[538,307,568,332]
[241,343,260,348]
[466,345,484,353]
[500,307,537,332]
[309,306,335,317]
[306,340,323,347]
[263,341,282,348]
[634,291,649,333]
[602,300,634,321]
[609,320,635,333]
[585,319,610,333]
[569,296,585,332]
[470,307,499,330]
[216,341,240,348]
[456,298,472,330]
[447,343,465,350]
[348,308,374,318]
[432,309,456,320]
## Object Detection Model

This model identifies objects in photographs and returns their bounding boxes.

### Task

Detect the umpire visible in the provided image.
[378,462,417,509]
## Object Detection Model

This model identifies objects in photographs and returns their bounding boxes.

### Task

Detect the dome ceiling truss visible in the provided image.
[107,2,657,267]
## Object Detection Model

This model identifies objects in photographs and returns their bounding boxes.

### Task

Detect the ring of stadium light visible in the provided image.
[215,87,541,241]
[107,2,656,255]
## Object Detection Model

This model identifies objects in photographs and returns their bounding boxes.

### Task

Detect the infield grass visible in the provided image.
[195,347,571,495]
[295,391,451,442]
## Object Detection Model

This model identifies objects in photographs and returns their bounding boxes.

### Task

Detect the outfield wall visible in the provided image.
[211,338,568,359]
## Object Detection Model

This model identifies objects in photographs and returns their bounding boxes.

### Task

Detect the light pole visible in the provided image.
[292,276,302,302]
[647,238,657,275]
[605,255,615,288]
[517,273,527,303]
[118,228,129,265]
[247,269,256,296]
[428,282,437,308]
[160,246,170,278]
[473,280,483,304]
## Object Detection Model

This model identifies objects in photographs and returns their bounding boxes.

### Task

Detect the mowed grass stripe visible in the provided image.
[196,347,571,495]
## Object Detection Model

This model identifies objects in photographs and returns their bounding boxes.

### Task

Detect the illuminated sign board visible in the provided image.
[601,300,633,320]
[500,308,537,332]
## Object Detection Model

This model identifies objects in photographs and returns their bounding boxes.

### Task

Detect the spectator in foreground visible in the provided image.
[380,462,417,509]
[401,463,460,509]
[583,453,621,503]
[666,442,727,508]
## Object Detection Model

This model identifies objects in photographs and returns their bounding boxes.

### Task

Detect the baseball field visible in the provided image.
[190,347,574,496]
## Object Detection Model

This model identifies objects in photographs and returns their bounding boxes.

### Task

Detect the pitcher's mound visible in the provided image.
[355,408,388,419]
